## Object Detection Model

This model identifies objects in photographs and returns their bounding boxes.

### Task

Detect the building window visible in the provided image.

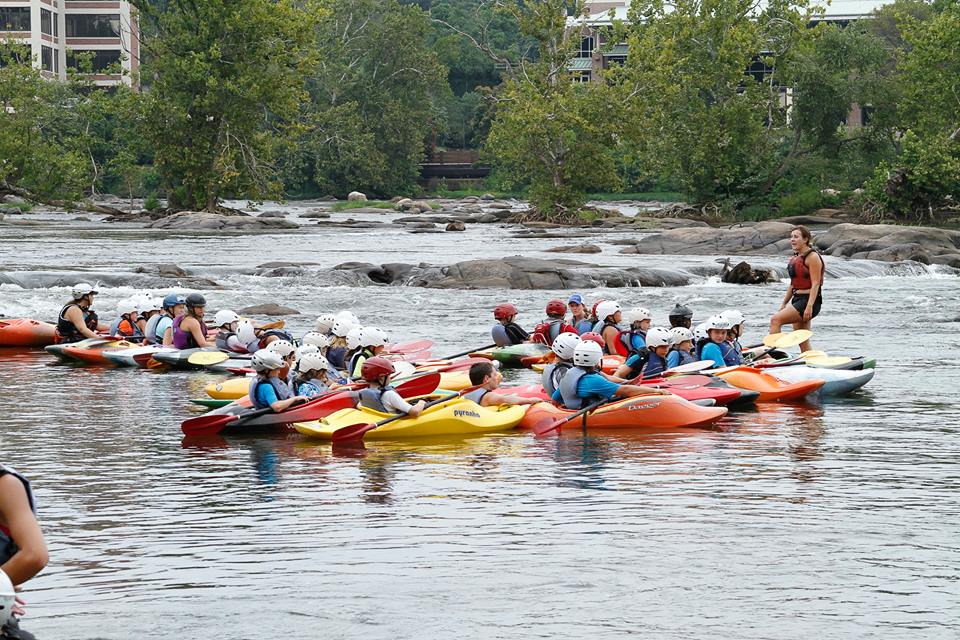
[54,14,58,37]
[747,56,775,84]
[572,71,591,83]
[576,36,594,58]
[66,14,121,38]
[0,7,31,31]
[41,46,53,72]
[41,9,52,36]
[66,49,122,73]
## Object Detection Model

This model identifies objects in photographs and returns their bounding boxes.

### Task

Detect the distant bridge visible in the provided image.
[420,149,491,181]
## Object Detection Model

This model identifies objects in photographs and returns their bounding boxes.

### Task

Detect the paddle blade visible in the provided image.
[385,339,434,355]
[762,332,786,348]
[666,360,715,375]
[532,416,563,437]
[799,350,827,359]
[394,372,442,398]
[188,351,229,366]
[331,422,377,443]
[773,329,812,349]
[181,414,235,436]
[258,320,286,330]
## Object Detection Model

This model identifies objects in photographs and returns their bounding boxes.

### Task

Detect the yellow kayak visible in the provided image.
[293,395,526,440]
[206,376,253,400]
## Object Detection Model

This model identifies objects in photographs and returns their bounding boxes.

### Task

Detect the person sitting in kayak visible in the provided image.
[531,299,576,346]
[552,340,668,410]
[669,303,694,329]
[693,322,710,360]
[700,315,740,368]
[491,304,528,347]
[567,294,593,335]
[638,328,675,378]
[294,352,342,397]
[135,298,160,338]
[594,301,624,355]
[110,300,142,339]
[348,326,388,380]
[541,332,581,397]
[619,307,651,355]
[265,340,297,386]
[313,314,337,339]
[55,282,100,343]
[343,326,365,377]
[0,463,49,640]
[464,362,541,407]
[172,293,212,349]
[354,357,425,417]
[667,327,698,368]
[325,315,353,371]
[249,350,307,411]
[212,310,247,352]
[720,310,746,360]
[148,293,185,346]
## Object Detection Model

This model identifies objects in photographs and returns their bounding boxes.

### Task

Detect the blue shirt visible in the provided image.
[701,342,725,369]
[297,380,328,397]
[551,371,621,404]
[666,350,681,369]
[627,332,645,352]
[574,319,594,335]
[155,316,174,342]
[255,383,280,408]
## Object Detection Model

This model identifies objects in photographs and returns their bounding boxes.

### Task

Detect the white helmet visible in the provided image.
[551,331,581,360]
[693,322,709,342]
[297,352,331,373]
[116,299,139,317]
[595,301,622,322]
[147,298,164,313]
[0,568,14,625]
[331,316,354,338]
[214,309,240,327]
[706,314,733,331]
[72,282,98,299]
[720,310,745,327]
[237,320,257,344]
[251,349,284,372]
[670,327,694,343]
[301,331,329,348]
[359,326,387,348]
[645,327,675,348]
[624,307,652,325]
[336,310,359,327]
[346,326,364,351]
[573,340,603,368]
[266,339,295,357]
[314,314,337,334]
[295,344,320,359]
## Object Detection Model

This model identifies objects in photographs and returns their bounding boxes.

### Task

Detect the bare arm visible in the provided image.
[614,384,669,398]
[602,327,619,355]
[162,326,174,346]
[65,306,99,339]
[805,254,824,320]
[0,476,48,586]
[481,391,539,407]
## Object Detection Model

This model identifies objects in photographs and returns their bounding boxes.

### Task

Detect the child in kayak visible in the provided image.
[294,352,342,397]
[491,304,529,346]
[700,315,740,368]
[531,299,575,346]
[552,340,668,409]
[325,315,353,371]
[594,301,624,355]
[567,294,593,335]
[0,463,49,640]
[667,328,697,368]
[136,298,161,337]
[668,304,694,329]
[464,362,542,407]
[541,332,581,397]
[249,350,307,411]
[639,328,674,378]
[110,300,142,339]
[213,310,247,352]
[354,357,425,417]
[55,282,100,343]
[620,307,651,354]
[721,310,746,360]
[150,293,185,346]
[348,327,387,380]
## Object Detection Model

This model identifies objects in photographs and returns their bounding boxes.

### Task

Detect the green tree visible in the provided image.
[135,0,323,211]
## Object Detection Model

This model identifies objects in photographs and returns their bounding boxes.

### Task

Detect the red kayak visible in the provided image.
[61,340,138,365]
[518,395,727,431]
[642,374,746,406]
[0,318,57,347]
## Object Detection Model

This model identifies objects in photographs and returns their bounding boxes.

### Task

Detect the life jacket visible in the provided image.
[531,319,575,346]
[694,337,711,360]
[618,328,645,356]
[557,366,592,410]
[503,322,529,345]
[788,248,824,291]
[143,314,162,344]
[116,317,142,339]
[641,351,668,378]
[257,329,294,349]
[600,321,626,356]
[462,388,489,405]
[215,331,246,353]
[348,348,375,380]
[248,376,293,409]
[541,361,572,397]
[357,385,397,413]
[0,464,36,566]
[719,341,742,366]
[154,315,175,344]
[296,378,330,397]
[573,318,594,335]
[172,314,208,350]
[622,348,650,379]
[670,347,697,367]
[327,345,348,370]
[55,303,98,343]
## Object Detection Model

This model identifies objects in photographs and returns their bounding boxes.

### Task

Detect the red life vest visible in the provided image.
[788,249,824,291]
[601,321,628,356]
[532,319,575,346]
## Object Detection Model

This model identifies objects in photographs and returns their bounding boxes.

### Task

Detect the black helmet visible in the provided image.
[668,303,693,319]
[185,293,207,308]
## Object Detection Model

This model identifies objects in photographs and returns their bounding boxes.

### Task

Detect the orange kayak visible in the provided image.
[61,340,136,365]
[518,395,727,431]
[0,318,57,347]
[713,366,824,401]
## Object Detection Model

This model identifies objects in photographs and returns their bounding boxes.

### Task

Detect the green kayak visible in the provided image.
[470,342,551,368]
[190,398,233,409]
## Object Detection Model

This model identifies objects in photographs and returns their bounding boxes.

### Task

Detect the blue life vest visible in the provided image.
[357,385,396,413]
[618,328,645,355]
[558,367,591,410]
[641,351,668,378]
[327,346,348,370]
[248,376,293,409]
[297,378,329,397]
[541,361,572,397]
[667,348,696,369]
[719,341,742,366]
[574,318,594,335]
[462,388,489,405]
[0,464,36,566]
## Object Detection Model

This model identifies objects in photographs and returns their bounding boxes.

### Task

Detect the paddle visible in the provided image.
[330,383,483,443]
[436,343,498,361]
[187,351,230,366]
[384,339,434,355]
[258,320,286,330]
[532,398,608,437]
[762,329,811,349]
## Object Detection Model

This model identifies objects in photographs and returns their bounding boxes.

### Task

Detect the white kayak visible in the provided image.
[768,365,875,397]
[101,345,175,367]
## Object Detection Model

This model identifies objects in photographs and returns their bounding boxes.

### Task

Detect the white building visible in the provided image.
[0,0,139,87]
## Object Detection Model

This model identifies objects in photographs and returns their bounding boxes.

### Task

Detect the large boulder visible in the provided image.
[237,303,300,316]
[817,223,960,255]
[347,191,367,202]
[147,211,298,230]
[633,221,795,255]
[850,243,931,264]
[545,244,602,254]
[445,221,466,232]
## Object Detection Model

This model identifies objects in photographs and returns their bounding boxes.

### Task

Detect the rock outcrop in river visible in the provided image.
[148,211,299,230]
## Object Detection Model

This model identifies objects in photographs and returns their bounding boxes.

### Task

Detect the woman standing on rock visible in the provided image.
[770,225,823,353]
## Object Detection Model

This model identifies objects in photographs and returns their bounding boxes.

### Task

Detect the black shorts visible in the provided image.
[790,292,822,319]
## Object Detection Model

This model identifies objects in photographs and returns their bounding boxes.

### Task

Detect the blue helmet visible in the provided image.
[162,293,186,309]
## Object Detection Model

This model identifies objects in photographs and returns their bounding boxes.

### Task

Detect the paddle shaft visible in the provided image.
[439,343,498,361]
[534,398,608,437]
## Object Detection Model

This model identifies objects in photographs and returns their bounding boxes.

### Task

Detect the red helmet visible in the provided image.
[580,332,604,347]
[591,299,604,318]
[360,356,395,382]
[493,303,518,320]
[545,299,566,316]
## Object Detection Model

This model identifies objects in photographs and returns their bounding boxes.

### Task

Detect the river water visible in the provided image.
[1,203,958,639]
